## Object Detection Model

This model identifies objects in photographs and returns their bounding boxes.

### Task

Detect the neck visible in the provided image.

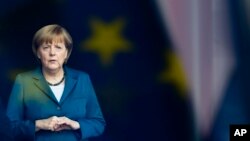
[42,67,64,84]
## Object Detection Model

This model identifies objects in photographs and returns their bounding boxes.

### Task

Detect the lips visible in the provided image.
[49,59,57,62]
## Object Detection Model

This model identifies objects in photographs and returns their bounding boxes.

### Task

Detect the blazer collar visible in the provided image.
[60,67,77,104]
[32,66,77,105]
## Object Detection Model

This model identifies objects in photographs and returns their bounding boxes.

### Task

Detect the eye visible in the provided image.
[42,46,49,49]
[55,45,62,49]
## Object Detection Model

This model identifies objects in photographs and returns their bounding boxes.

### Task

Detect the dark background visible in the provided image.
[0,0,195,141]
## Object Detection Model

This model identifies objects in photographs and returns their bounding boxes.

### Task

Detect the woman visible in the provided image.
[7,24,105,141]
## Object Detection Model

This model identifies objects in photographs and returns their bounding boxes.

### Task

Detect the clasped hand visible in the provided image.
[35,116,80,132]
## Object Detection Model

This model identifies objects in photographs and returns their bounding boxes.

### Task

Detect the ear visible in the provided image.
[65,50,68,59]
[64,50,69,64]
[37,52,41,59]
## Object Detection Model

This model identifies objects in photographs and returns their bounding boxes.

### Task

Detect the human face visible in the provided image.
[37,41,68,72]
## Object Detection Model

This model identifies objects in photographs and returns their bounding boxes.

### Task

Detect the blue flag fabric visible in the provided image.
[209,0,250,141]
[0,0,195,140]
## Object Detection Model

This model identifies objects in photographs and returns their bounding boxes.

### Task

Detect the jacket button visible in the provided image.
[57,106,61,110]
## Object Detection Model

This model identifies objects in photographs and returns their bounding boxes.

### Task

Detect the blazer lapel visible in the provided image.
[32,68,58,104]
[60,67,77,104]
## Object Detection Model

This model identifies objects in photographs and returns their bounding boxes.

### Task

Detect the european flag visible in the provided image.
[0,0,195,140]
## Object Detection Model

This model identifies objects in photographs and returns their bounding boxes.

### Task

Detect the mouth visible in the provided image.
[49,60,57,62]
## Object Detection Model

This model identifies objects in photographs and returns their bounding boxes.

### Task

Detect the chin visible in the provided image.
[47,65,61,71]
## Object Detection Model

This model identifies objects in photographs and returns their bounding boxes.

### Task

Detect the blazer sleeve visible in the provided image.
[6,74,35,141]
[0,99,13,141]
[77,75,106,140]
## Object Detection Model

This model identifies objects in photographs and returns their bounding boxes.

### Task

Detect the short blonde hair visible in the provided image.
[32,24,73,63]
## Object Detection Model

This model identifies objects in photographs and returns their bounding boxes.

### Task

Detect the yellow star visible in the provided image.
[159,50,188,97]
[81,18,132,66]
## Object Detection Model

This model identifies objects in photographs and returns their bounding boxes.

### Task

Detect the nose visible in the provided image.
[49,47,55,56]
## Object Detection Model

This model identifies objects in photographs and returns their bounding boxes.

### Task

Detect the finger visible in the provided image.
[54,124,70,131]
[57,120,67,125]
[59,116,69,122]
[58,117,70,125]
[51,116,60,123]
[48,126,54,131]
[54,125,63,131]
[49,122,59,131]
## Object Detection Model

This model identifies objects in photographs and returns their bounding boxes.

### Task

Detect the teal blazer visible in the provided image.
[7,67,105,141]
